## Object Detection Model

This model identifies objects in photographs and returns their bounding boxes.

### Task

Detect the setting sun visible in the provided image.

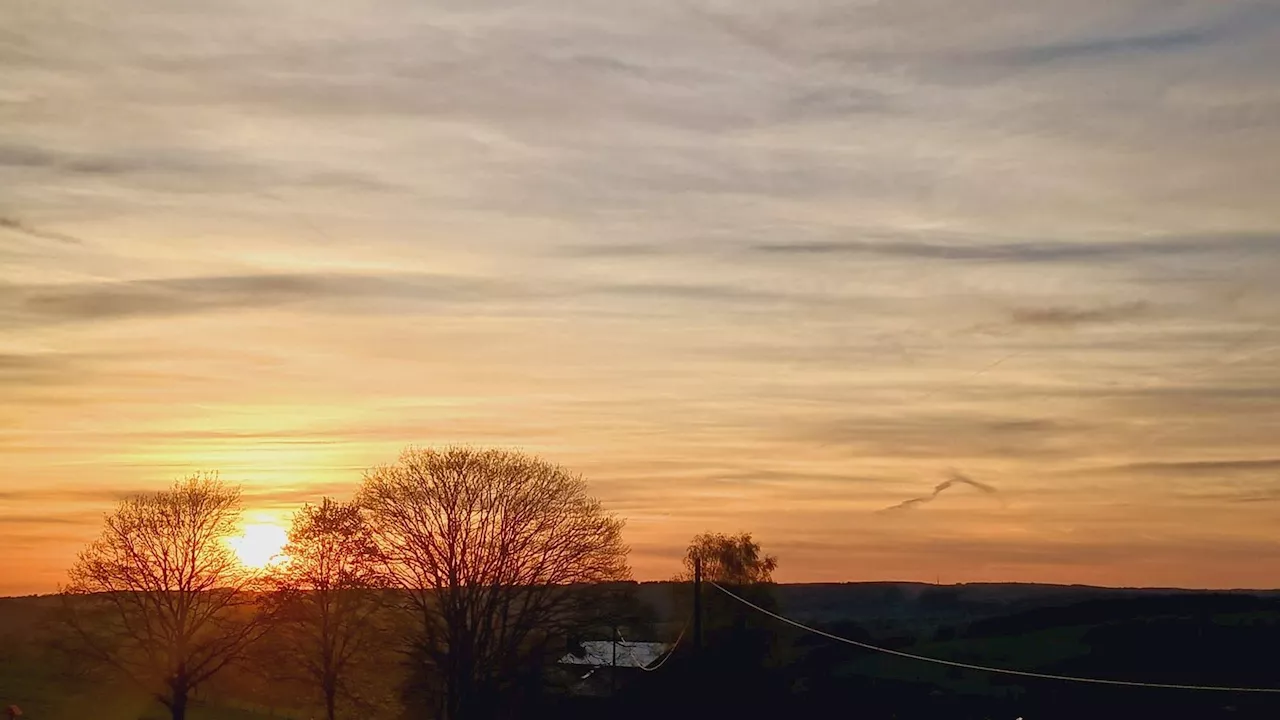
[228,523,289,569]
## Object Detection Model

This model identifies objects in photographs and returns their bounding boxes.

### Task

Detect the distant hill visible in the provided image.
[635,580,1280,627]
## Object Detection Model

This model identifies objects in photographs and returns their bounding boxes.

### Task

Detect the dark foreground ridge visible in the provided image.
[5,580,1280,719]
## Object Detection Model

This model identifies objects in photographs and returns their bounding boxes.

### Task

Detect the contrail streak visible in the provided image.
[919,351,1025,402]
[880,471,1001,512]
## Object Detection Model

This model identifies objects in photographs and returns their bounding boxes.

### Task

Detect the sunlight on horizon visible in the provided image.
[227,522,290,570]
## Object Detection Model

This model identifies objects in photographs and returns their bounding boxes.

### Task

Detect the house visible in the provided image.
[555,640,672,696]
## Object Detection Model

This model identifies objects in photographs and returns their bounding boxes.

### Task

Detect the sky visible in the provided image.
[2,0,1278,596]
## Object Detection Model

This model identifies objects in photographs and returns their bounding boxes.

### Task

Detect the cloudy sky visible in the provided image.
[3,0,1278,595]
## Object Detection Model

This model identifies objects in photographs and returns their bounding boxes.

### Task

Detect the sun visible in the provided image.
[228,523,289,569]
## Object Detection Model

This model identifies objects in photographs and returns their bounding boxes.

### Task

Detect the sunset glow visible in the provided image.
[227,523,290,570]
[3,0,1279,598]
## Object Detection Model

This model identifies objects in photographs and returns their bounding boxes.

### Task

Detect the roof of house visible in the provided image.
[558,640,671,669]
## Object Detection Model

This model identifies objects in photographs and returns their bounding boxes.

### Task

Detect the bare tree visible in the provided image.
[358,446,631,720]
[267,498,386,720]
[62,473,267,720]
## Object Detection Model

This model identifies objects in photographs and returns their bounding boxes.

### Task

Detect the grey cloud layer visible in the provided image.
[0,272,872,326]
[0,216,85,246]
[0,273,530,324]
[1008,302,1151,327]
[6,0,1277,216]
[748,234,1279,264]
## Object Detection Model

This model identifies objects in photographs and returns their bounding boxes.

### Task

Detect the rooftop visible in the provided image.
[558,640,671,669]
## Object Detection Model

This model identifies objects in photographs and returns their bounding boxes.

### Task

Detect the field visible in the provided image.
[0,595,305,720]
[5,583,1280,719]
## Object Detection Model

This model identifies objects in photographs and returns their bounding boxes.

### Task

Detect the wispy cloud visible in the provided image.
[748,234,1278,265]
[1008,302,1151,327]
[981,3,1280,68]
[0,141,393,195]
[0,216,85,246]
[1,273,542,325]
[0,352,92,388]
[0,487,147,503]
[1103,458,1280,476]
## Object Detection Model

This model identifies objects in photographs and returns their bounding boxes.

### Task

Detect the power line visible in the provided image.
[710,582,1280,694]
[640,621,688,673]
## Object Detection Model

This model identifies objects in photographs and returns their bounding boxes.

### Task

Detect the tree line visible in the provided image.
[56,446,777,720]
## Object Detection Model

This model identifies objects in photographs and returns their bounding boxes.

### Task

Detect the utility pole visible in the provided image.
[693,555,703,660]
[610,624,618,696]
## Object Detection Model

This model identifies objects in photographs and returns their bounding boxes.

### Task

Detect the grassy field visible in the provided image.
[0,595,307,720]
[7,586,1278,719]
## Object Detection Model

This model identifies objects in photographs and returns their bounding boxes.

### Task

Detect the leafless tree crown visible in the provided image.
[63,473,267,720]
[268,498,386,720]
[359,446,630,718]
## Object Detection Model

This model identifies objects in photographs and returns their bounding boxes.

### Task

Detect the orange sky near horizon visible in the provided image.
[3,0,1279,596]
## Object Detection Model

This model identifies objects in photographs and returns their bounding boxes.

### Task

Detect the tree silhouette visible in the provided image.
[267,498,387,720]
[680,532,777,585]
[678,532,784,714]
[358,446,631,720]
[61,474,267,720]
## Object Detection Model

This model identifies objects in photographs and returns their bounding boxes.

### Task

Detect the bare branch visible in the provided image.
[359,446,630,720]
[61,473,266,720]
[262,498,388,720]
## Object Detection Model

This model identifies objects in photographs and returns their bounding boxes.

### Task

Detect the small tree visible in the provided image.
[678,532,783,712]
[359,446,631,720]
[268,498,386,720]
[681,532,777,586]
[62,473,266,720]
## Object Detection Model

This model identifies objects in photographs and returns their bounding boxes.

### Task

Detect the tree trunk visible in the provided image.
[446,667,463,720]
[445,641,472,720]
[324,684,336,720]
[170,687,188,720]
